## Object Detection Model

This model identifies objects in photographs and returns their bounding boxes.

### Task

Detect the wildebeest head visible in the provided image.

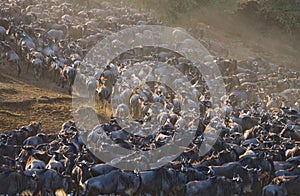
[25,156,46,171]
[280,125,300,141]
[61,120,76,132]
[231,174,244,195]
[218,148,239,164]
[16,145,35,166]
[183,167,208,182]
[25,121,42,136]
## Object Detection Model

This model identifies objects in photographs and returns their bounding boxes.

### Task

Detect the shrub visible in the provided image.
[259,0,300,32]
[119,0,300,32]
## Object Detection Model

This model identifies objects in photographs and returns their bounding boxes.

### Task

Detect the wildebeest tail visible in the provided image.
[20,190,33,196]
[55,188,67,196]
[81,182,88,196]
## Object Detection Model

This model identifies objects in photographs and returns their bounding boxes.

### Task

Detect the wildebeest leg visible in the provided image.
[0,54,5,66]
[33,65,40,80]
[104,100,108,114]
[37,65,44,81]
[99,98,108,114]
[56,72,61,85]
[54,71,59,85]
[16,62,21,76]
[27,61,31,73]
[60,76,65,88]
[19,45,22,55]
[41,191,48,196]
[74,185,82,196]
[68,84,72,95]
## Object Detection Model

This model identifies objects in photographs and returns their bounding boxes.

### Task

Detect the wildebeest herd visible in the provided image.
[0,0,300,195]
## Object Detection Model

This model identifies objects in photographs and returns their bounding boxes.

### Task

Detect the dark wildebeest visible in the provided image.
[25,169,72,195]
[261,184,287,196]
[0,41,21,76]
[83,170,140,196]
[272,175,300,196]
[0,170,37,195]
[61,65,76,94]
[183,176,243,196]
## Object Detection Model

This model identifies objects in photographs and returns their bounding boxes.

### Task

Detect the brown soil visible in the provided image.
[0,65,73,133]
[0,63,111,133]
[178,8,300,71]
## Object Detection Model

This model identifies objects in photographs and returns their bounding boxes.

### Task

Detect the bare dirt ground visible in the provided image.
[0,3,299,133]
[185,9,300,71]
[0,64,109,133]
[0,66,73,133]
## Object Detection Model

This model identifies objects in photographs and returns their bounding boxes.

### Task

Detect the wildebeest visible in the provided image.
[60,65,76,94]
[25,156,46,171]
[183,176,242,196]
[209,162,254,193]
[216,58,237,76]
[0,25,6,41]
[261,184,287,196]
[83,170,140,196]
[46,155,64,173]
[135,167,187,195]
[26,169,72,195]
[26,50,45,80]
[97,82,112,112]
[0,154,16,168]
[0,41,21,76]
[48,29,64,41]
[0,143,21,159]
[89,163,117,177]
[86,76,98,102]
[71,161,93,195]
[23,133,56,147]
[0,170,37,195]
[272,175,300,196]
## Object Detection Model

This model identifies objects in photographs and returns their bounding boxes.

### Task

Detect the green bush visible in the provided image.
[259,0,300,32]
[205,0,239,13]
[133,0,199,22]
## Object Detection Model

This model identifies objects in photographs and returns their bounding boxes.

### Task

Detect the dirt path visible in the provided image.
[0,63,110,133]
[0,65,73,133]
